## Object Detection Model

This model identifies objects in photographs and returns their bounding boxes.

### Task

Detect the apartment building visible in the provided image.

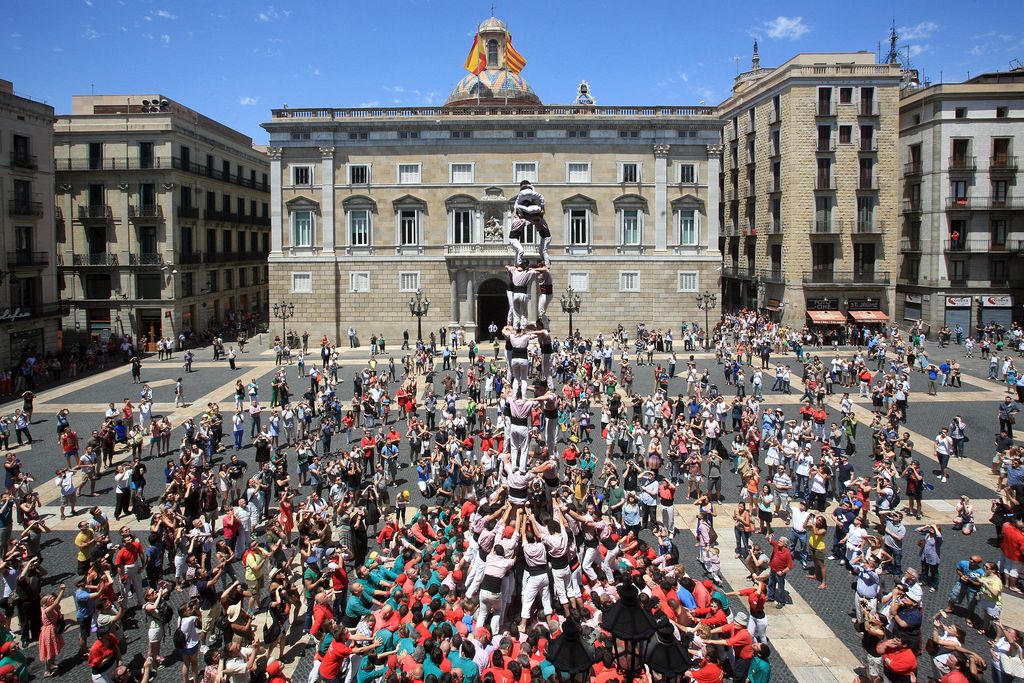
[0,79,64,366]
[54,95,270,346]
[897,68,1024,332]
[262,17,723,342]
[717,49,902,329]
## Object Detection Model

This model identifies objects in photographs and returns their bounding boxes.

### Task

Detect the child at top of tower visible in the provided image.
[510,180,551,268]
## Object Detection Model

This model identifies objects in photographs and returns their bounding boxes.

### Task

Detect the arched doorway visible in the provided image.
[476,278,508,341]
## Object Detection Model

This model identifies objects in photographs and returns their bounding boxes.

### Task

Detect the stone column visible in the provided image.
[653,144,670,251]
[268,147,283,252]
[450,271,460,327]
[118,182,130,296]
[319,147,335,251]
[705,145,723,247]
[465,272,476,327]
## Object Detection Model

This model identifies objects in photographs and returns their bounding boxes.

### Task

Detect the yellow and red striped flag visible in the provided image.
[505,34,526,73]
[464,35,487,75]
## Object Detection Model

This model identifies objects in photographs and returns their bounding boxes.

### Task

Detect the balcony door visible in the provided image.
[854,243,876,281]
[811,243,834,282]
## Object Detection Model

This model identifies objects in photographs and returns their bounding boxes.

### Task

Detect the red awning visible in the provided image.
[848,310,889,323]
[807,310,846,325]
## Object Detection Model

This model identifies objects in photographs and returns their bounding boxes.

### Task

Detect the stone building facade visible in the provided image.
[896,69,1024,333]
[54,95,270,347]
[0,79,64,366]
[717,50,902,329]
[263,17,722,343]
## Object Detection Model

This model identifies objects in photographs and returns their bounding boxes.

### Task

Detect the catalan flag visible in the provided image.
[505,34,526,73]
[464,35,487,75]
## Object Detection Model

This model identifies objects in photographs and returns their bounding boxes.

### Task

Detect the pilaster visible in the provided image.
[705,144,723,247]
[319,147,335,251]
[269,147,283,252]
[653,145,670,251]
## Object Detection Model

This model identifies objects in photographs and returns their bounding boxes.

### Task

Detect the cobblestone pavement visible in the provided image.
[5,338,1021,682]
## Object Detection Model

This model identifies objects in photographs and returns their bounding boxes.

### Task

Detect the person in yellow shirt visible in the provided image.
[74,521,95,575]
[242,540,269,610]
[977,562,1003,635]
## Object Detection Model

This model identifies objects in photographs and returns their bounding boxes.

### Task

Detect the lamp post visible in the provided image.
[408,289,430,343]
[601,582,657,683]
[271,300,295,345]
[559,286,582,339]
[695,290,717,350]
[546,619,596,683]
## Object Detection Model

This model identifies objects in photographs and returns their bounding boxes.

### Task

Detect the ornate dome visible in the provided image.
[478,17,507,32]
[445,69,541,107]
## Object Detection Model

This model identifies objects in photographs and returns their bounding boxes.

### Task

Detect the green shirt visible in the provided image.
[748,657,771,683]
[303,566,320,599]
[448,653,480,683]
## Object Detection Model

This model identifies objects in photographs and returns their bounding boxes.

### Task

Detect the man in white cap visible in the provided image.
[705,611,755,682]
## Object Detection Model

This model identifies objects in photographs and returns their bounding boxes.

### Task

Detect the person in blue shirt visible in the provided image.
[944,555,985,615]
[675,576,698,610]
[74,576,103,655]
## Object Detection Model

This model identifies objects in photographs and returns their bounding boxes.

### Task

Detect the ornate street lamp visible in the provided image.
[271,300,295,344]
[408,289,430,343]
[559,286,582,339]
[644,616,692,683]
[601,582,656,683]
[695,290,717,350]
[546,619,596,683]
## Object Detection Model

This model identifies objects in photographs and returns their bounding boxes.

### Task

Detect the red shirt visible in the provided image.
[738,586,767,615]
[88,634,118,669]
[481,667,513,683]
[1002,523,1024,562]
[319,640,354,680]
[690,661,724,683]
[311,602,333,637]
[723,624,754,660]
[882,646,917,676]
[768,539,793,574]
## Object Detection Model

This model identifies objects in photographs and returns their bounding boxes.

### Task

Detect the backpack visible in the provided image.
[173,618,187,649]
[156,601,173,625]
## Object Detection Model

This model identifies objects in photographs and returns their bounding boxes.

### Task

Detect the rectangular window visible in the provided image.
[291,211,313,247]
[399,272,420,292]
[839,87,853,104]
[225,269,234,290]
[857,196,875,232]
[349,272,370,292]
[567,272,589,292]
[398,131,420,139]
[400,209,420,245]
[992,180,1008,202]
[955,107,967,119]
[567,162,591,183]
[678,164,696,184]
[951,180,968,200]
[814,195,832,232]
[621,209,640,245]
[349,210,370,246]
[619,271,640,292]
[839,125,852,145]
[567,129,588,138]
[992,219,1008,247]
[678,210,697,245]
[397,163,421,184]
[450,130,472,139]
[138,142,154,169]
[348,132,368,140]
[450,163,474,184]
[452,210,473,244]
[239,268,247,287]
[677,271,699,292]
[513,162,537,184]
[991,260,1008,283]
[619,162,639,183]
[181,272,194,297]
[348,164,369,185]
[514,130,536,138]
[996,107,1009,119]
[569,209,589,244]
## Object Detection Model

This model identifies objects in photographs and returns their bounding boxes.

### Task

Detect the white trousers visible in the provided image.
[510,293,530,328]
[544,413,558,449]
[509,424,530,471]
[521,571,553,619]
[509,358,530,399]
[475,588,503,634]
[538,293,551,328]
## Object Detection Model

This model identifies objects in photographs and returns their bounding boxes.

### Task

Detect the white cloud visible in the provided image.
[256,6,285,22]
[899,21,939,40]
[908,44,928,58]
[968,45,984,56]
[678,72,689,83]
[761,16,810,40]
[83,26,99,40]
[160,34,171,45]
[84,0,92,5]
[10,33,21,38]
[52,47,64,52]
[239,96,258,106]
[358,100,380,108]
[694,87,715,103]
[311,67,320,76]
[154,9,177,19]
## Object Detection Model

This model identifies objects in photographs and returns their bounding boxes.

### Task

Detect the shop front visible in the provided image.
[902,293,923,322]
[980,295,1014,329]
[806,297,845,328]
[944,296,973,333]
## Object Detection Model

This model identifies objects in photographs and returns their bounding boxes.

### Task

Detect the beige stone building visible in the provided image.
[263,17,723,343]
[54,95,270,347]
[896,68,1024,332]
[0,79,64,366]
[717,49,901,331]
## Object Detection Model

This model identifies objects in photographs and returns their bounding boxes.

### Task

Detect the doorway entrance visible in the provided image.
[476,278,508,341]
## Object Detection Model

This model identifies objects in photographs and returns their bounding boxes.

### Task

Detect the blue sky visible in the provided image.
[5,0,1024,142]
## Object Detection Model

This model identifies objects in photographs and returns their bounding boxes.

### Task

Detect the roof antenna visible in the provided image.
[886,20,899,65]
[490,2,495,16]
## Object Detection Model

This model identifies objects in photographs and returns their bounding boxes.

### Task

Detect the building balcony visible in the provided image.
[904,161,923,176]
[816,140,836,152]
[10,152,37,170]
[171,157,270,193]
[948,156,976,172]
[78,205,112,223]
[177,205,200,220]
[71,252,119,267]
[128,205,163,223]
[769,108,780,124]
[802,270,891,285]
[814,175,836,191]
[764,221,784,235]
[0,301,71,320]
[723,264,754,279]
[946,196,1023,210]
[853,220,885,236]
[6,251,49,268]
[857,100,879,116]
[766,178,782,193]
[943,237,1014,253]
[7,200,43,218]
[1016,240,1024,254]
[858,175,877,190]
[815,102,836,117]
[59,157,173,171]
[859,139,877,153]
[253,215,271,227]
[902,199,922,213]
[807,219,848,236]
[990,156,1018,173]
[128,253,164,267]
[758,268,785,283]
[445,243,537,257]
[178,251,206,264]
[899,238,922,252]
[203,208,239,223]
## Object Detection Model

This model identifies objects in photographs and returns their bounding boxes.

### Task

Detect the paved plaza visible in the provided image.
[2,331,1022,683]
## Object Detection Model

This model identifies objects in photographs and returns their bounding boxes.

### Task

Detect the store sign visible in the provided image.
[806,298,838,311]
[945,296,972,307]
[0,308,31,322]
[981,295,1013,307]
[904,294,923,304]
[847,298,880,311]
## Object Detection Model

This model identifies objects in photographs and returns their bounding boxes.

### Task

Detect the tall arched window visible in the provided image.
[487,39,499,66]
